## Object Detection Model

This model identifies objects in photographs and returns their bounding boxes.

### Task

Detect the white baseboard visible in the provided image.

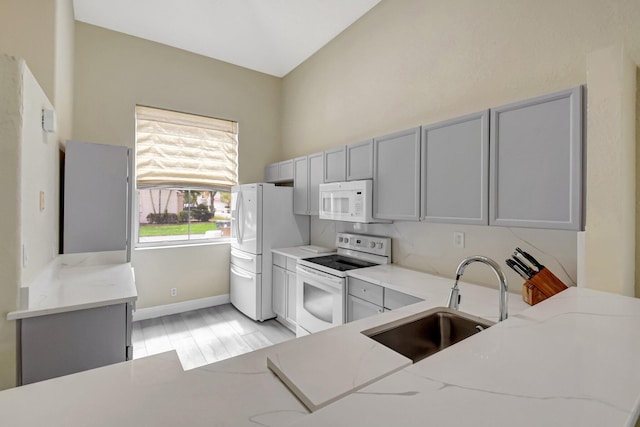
[133,294,230,322]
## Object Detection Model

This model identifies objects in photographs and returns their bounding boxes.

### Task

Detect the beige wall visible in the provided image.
[0,0,74,142]
[283,0,640,290]
[0,56,59,390]
[73,22,282,308]
[584,46,636,296]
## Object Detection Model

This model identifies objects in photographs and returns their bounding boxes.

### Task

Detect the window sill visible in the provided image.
[134,238,232,251]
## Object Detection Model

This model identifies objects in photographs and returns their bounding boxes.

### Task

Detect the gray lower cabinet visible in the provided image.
[293,153,323,215]
[490,86,584,230]
[272,253,298,332]
[373,127,422,221]
[18,303,133,385]
[324,146,346,183]
[346,140,374,181]
[346,277,423,323]
[421,111,490,225]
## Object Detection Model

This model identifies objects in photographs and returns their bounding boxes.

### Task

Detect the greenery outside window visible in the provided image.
[135,106,238,245]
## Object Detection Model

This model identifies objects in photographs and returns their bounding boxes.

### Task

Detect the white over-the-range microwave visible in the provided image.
[319,180,389,223]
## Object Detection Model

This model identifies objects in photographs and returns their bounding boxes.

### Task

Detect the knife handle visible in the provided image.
[515,247,544,270]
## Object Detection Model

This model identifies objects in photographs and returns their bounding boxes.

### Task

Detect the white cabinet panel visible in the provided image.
[324,146,346,183]
[286,270,297,324]
[373,127,421,221]
[265,160,295,183]
[347,295,383,322]
[272,265,286,318]
[293,156,309,215]
[490,86,583,230]
[264,163,279,183]
[308,153,324,215]
[346,140,374,181]
[421,111,489,225]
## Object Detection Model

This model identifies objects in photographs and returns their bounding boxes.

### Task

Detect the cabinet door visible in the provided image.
[279,160,294,181]
[308,153,324,215]
[293,156,309,215]
[64,141,129,253]
[346,139,374,181]
[490,86,583,230]
[324,146,346,183]
[272,265,286,318]
[421,111,489,225]
[373,127,421,221]
[347,295,383,323]
[264,163,279,183]
[285,270,297,324]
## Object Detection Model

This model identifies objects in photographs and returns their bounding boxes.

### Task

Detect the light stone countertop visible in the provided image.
[7,251,137,320]
[2,264,639,427]
[272,245,336,260]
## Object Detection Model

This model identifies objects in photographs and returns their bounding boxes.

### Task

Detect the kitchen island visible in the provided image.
[0,265,639,427]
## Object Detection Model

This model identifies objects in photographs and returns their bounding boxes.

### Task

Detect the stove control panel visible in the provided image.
[336,233,391,257]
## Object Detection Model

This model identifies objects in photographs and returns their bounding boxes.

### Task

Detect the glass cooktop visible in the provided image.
[303,254,377,272]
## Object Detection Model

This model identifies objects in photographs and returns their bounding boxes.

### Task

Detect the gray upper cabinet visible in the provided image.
[373,128,421,221]
[421,111,489,225]
[324,146,346,183]
[265,160,294,183]
[293,156,309,215]
[64,140,130,254]
[346,140,374,181]
[489,86,583,230]
[308,153,324,215]
[293,153,323,215]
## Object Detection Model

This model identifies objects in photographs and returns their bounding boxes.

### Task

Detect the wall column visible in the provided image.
[583,45,637,296]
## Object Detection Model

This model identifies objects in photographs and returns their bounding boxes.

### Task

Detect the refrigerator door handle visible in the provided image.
[231,266,253,279]
[236,191,244,245]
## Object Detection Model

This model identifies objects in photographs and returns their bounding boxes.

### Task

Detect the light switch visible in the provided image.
[39,191,45,211]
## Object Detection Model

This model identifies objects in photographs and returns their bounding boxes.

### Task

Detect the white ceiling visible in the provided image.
[73,0,381,77]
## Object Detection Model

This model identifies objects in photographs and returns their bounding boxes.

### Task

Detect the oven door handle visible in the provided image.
[296,265,344,286]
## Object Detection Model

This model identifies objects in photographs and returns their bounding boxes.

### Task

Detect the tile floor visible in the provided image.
[132,304,295,370]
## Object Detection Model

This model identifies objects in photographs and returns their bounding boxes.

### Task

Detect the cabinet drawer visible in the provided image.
[230,249,261,273]
[348,277,383,306]
[286,257,298,272]
[273,252,286,268]
[384,288,423,310]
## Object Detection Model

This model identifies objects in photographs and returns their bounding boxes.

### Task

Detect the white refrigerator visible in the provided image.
[230,183,309,321]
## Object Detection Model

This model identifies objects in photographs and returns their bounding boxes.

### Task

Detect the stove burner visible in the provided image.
[303,255,377,272]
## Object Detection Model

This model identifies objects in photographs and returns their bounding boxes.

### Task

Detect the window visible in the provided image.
[135,106,238,245]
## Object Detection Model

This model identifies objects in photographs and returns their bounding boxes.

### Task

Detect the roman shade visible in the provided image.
[135,106,238,190]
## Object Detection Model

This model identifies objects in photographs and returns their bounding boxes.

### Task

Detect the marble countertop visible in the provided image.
[290,287,640,427]
[272,246,336,259]
[2,263,639,427]
[7,251,137,320]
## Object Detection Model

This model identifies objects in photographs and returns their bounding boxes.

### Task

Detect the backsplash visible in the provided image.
[310,218,577,291]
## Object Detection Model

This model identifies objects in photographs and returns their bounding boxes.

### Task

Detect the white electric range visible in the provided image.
[295,233,391,337]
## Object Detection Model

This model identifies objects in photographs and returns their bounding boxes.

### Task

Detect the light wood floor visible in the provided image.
[132,304,295,370]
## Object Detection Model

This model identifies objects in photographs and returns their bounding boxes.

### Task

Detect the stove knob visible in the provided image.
[369,242,376,248]
[338,237,344,243]
[343,238,349,244]
[376,242,383,249]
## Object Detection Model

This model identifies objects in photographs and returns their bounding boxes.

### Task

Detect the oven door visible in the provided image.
[296,265,345,336]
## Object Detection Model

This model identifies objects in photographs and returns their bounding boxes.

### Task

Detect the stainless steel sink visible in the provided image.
[362,307,494,363]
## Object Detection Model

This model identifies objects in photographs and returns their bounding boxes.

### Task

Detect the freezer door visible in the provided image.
[230,265,262,321]
[231,184,262,254]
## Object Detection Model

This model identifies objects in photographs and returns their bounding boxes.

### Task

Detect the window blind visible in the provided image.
[135,106,238,190]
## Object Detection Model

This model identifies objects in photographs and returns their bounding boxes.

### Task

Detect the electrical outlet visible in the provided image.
[170,288,177,297]
[453,232,465,249]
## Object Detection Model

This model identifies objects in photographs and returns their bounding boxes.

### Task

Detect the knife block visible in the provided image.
[522,267,568,305]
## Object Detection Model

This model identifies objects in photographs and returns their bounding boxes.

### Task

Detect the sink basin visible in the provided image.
[362,307,494,363]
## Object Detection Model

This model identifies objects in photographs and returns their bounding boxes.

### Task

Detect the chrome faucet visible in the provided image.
[447,255,509,322]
